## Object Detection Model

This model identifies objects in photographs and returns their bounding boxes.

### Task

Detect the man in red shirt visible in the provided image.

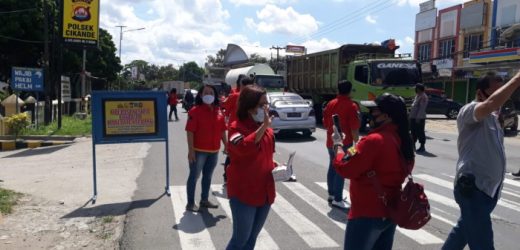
[168,88,179,121]
[322,80,360,209]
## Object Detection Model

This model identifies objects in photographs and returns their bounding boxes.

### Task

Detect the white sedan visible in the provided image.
[267,92,316,137]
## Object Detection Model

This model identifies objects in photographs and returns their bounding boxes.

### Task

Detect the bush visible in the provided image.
[5,113,30,139]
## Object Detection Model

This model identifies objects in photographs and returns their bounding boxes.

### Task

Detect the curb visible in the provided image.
[0,140,73,151]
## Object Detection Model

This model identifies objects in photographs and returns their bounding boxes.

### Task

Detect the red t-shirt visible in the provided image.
[222,92,240,125]
[323,95,360,148]
[185,104,227,153]
[168,93,178,106]
[333,123,410,219]
[227,118,276,206]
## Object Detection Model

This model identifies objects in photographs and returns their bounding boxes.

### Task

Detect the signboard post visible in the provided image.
[62,0,100,47]
[91,91,170,204]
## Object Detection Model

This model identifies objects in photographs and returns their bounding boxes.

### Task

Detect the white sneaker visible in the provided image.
[331,200,350,210]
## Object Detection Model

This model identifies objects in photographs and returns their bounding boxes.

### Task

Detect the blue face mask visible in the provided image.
[202,95,215,104]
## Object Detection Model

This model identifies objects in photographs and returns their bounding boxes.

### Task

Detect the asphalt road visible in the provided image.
[121,106,520,250]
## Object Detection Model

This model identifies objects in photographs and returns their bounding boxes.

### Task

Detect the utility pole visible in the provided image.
[43,0,51,125]
[116,25,126,60]
[270,46,285,73]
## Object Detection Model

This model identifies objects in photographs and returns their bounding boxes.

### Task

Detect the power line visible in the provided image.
[303,0,387,40]
[0,34,44,43]
[0,8,37,14]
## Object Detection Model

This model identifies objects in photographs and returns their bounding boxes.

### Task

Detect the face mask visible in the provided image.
[367,113,385,129]
[202,95,215,104]
[252,107,265,122]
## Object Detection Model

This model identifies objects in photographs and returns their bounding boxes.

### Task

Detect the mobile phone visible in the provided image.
[332,114,342,134]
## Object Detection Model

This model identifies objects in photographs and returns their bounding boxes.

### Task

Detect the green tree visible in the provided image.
[158,64,179,80]
[249,53,268,64]
[205,49,226,67]
[178,62,204,83]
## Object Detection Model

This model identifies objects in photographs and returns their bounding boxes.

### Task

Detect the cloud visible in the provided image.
[301,38,341,53]
[245,4,319,36]
[100,0,240,66]
[365,15,377,24]
[229,0,295,6]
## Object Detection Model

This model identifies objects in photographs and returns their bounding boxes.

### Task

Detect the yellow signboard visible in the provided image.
[104,100,157,136]
[62,0,100,46]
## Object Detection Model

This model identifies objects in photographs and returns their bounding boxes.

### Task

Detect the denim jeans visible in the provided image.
[327,145,349,202]
[186,151,219,205]
[226,198,271,250]
[169,104,178,120]
[344,217,396,250]
[442,183,499,250]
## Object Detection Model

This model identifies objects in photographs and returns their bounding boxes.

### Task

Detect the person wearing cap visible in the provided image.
[409,83,428,152]
[332,93,415,250]
[185,84,228,212]
[225,85,276,250]
[443,71,520,250]
[322,80,360,210]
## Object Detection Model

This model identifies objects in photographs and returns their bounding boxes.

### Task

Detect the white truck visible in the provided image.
[224,64,285,90]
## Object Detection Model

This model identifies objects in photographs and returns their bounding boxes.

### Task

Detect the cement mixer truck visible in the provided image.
[224,64,285,90]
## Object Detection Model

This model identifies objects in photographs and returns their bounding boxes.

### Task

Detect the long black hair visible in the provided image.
[391,100,415,162]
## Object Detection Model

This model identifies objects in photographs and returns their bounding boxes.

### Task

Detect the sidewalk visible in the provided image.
[0,137,150,249]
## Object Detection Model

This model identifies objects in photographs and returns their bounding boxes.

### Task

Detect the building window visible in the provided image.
[418,43,432,62]
[439,39,455,59]
[464,33,483,58]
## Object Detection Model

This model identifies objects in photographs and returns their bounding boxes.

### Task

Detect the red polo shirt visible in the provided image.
[323,95,360,148]
[222,91,240,125]
[227,118,276,206]
[185,104,227,153]
[168,93,178,106]
[333,123,411,219]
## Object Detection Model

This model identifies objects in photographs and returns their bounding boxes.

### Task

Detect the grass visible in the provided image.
[22,115,92,136]
[102,216,114,224]
[0,188,21,215]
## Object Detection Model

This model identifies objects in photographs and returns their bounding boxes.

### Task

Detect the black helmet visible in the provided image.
[361,93,407,121]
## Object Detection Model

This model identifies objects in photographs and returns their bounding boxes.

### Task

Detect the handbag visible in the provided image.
[367,155,431,230]
[272,151,295,182]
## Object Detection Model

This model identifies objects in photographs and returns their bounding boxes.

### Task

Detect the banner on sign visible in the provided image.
[103,100,157,136]
[62,0,100,47]
[11,67,44,92]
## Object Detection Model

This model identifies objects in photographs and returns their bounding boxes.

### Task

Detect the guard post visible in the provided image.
[91,91,170,204]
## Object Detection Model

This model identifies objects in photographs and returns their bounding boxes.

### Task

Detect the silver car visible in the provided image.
[267,92,316,137]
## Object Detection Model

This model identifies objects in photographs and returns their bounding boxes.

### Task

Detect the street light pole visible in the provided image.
[115,25,144,90]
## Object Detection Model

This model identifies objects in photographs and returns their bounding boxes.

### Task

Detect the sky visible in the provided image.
[99,0,466,67]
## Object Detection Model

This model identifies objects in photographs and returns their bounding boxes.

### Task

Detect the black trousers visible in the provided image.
[169,105,178,120]
[410,118,426,145]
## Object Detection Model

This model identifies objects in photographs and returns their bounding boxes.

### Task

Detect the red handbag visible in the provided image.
[367,160,431,230]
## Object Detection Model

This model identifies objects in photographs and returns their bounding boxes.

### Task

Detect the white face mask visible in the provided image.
[202,95,215,104]
[252,107,265,122]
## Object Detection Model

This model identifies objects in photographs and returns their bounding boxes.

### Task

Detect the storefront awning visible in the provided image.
[469,48,520,64]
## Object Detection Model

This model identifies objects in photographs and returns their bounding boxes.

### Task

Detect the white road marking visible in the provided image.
[210,185,279,250]
[170,186,216,250]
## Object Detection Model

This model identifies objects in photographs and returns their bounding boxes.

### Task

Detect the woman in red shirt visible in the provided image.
[168,88,179,121]
[185,85,227,212]
[332,93,414,250]
[226,85,276,250]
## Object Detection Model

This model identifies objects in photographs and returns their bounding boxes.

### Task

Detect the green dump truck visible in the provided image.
[286,42,422,127]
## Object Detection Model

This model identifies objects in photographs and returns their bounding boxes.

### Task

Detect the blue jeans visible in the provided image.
[344,217,396,250]
[442,184,499,250]
[327,146,349,202]
[186,151,218,205]
[226,198,271,250]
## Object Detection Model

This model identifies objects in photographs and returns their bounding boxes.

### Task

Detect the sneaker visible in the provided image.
[512,171,520,177]
[186,203,199,212]
[416,145,426,153]
[331,200,350,210]
[200,200,219,209]
[285,175,297,182]
[327,195,334,203]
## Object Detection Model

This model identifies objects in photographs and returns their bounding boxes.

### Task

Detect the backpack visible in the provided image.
[367,159,431,230]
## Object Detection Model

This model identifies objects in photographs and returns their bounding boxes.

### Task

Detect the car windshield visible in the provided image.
[370,61,421,86]
[269,95,307,105]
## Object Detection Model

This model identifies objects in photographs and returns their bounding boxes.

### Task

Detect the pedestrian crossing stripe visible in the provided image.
[170,186,216,250]
[169,173,520,249]
[210,185,279,250]
[313,182,444,245]
[416,174,520,213]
